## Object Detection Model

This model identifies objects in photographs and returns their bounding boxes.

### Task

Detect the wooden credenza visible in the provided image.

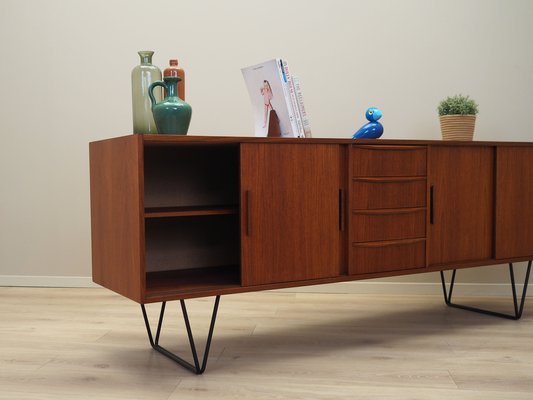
[89,135,533,304]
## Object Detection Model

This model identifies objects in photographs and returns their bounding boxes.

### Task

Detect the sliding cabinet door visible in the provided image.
[240,143,343,286]
[428,146,493,266]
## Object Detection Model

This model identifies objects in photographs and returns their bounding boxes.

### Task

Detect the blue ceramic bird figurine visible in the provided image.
[352,107,384,139]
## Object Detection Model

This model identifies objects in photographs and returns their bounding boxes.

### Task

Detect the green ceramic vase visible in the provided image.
[148,76,192,135]
[131,51,162,134]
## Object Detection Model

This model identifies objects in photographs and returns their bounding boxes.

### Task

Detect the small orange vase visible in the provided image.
[163,59,185,100]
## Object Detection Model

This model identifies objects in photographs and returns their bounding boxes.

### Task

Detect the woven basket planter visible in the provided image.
[439,115,476,141]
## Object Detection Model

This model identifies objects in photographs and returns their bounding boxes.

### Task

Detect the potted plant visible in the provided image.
[437,95,479,140]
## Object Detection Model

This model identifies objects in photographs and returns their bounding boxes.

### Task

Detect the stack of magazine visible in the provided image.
[241,59,311,138]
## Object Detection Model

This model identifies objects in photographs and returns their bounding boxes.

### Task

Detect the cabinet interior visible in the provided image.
[144,144,239,209]
[143,144,241,294]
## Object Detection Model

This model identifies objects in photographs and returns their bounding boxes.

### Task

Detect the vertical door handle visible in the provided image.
[430,185,434,225]
[339,189,345,231]
[245,190,251,236]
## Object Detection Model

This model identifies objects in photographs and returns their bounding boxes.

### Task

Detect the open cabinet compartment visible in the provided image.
[143,143,241,298]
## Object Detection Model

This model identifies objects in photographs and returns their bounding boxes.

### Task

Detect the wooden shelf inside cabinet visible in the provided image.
[144,205,239,219]
[145,265,241,299]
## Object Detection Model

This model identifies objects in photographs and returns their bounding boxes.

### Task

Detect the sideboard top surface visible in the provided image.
[90,134,533,147]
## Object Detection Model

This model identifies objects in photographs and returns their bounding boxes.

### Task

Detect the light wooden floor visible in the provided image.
[1,287,533,399]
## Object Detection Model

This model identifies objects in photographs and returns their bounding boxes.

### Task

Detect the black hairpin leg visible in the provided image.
[140,295,221,374]
[440,261,532,320]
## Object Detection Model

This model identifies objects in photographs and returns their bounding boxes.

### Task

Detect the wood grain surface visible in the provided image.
[89,135,144,302]
[495,147,533,259]
[352,145,427,177]
[240,143,343,286]
[428,146,494,266]
[351,238,426,274]
[351,177,427,209]
[351,208,426,242]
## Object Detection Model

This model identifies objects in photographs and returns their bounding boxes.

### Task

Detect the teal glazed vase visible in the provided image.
[148,76,192,135]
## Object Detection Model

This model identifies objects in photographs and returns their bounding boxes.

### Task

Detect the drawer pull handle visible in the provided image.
[354,145,426,151]
[352,207,425,216]
[352,238,425,248]
[430,185,434,225]
[339,189,345,231]
[353,177,426,183]
[246,190,251,236]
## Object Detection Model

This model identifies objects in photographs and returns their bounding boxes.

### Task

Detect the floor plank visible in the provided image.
[1,287,532,399]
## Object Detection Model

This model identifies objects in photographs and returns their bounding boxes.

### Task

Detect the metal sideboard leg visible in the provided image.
[141,295,221,374]
[440,261,532,320]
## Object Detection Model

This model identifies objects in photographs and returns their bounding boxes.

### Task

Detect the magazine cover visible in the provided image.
[241,59,298,137]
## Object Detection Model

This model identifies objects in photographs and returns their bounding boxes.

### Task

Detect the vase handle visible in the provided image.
[148,81,167,108]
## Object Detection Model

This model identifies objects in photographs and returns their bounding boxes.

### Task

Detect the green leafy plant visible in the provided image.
[438,95,479,116]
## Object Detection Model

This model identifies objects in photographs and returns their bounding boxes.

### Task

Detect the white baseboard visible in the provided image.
[0,276,529,297]
[277,281,531,297]
[0,275,100,288]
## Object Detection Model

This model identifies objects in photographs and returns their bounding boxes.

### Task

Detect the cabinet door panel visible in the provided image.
[241,144,342,286]
[496,147,533,259]
[428,146,493,266]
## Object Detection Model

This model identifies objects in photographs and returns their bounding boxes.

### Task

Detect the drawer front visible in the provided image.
[352,178,426,209]
[352,145,427,177]
[350,239,426,274]
[351,208,426,242]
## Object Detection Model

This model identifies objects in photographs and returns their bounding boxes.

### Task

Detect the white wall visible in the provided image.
[0,0,532,288]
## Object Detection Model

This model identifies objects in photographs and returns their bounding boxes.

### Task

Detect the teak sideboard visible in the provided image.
[89,135,533,374]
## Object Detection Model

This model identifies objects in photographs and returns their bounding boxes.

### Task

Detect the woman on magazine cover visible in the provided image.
[261,80,273,128]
